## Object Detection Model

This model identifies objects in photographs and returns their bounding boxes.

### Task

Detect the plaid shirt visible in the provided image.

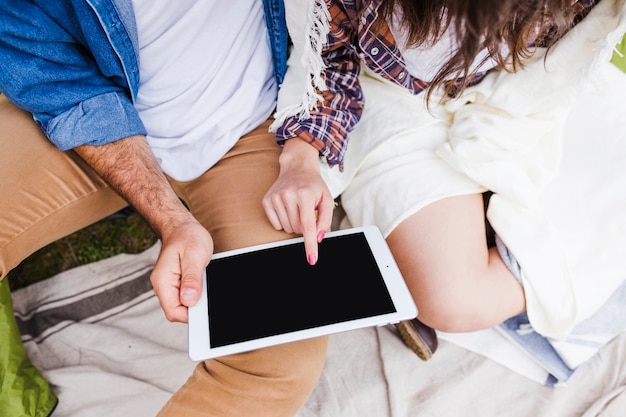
[276,0,597,170]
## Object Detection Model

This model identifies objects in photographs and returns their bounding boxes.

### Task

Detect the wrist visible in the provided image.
[279,136,320,171]
[143,201,198,240]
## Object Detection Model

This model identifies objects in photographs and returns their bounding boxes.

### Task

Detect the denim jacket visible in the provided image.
[0,0,287,151]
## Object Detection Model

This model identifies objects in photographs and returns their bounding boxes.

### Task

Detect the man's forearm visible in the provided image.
[74,135,195,237]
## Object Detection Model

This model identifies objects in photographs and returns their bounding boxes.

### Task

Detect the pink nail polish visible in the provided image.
[317,230,325,243]
[308,254,317,265]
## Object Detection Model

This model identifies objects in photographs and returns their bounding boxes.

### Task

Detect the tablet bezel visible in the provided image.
[188,225,417,361]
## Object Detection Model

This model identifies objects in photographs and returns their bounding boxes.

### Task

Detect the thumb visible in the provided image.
[180,268,204,307]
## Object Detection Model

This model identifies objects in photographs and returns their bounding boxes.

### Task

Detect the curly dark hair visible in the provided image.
[376,0,590,100]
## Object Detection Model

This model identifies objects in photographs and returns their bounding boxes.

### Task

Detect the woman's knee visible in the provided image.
[412,268,522,332]
[413,290,483,332]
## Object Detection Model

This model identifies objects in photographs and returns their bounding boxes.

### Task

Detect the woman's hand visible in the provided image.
[263,137,335,265]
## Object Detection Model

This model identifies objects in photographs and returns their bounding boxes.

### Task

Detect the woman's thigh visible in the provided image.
[0,95,127,277]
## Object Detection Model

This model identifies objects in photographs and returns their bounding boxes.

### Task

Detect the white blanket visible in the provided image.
[11,245,626,417]
[439,58,626,384]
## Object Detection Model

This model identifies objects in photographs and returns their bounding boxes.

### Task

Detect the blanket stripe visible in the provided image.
[15,269,154,343]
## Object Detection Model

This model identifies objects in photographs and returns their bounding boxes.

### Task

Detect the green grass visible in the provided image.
[612,34,626,74]
[7,209,157,291]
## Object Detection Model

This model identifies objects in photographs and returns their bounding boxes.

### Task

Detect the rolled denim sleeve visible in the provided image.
[0,1,146,149]
[43,92,146,150]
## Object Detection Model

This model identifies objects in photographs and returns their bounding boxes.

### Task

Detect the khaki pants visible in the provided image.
[0,94,328,416]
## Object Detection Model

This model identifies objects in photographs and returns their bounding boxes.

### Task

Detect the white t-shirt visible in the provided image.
[132,0,277,181]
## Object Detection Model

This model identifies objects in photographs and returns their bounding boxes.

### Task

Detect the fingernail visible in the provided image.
[308,254,317,265]
[181,288,197,301]
[317,230,325,243]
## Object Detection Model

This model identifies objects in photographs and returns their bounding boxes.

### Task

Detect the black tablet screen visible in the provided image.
[206,232,396,347]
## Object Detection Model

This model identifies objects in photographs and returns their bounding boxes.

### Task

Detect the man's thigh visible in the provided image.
[170,118,296,253]
[0,95,127,277]
[162,119,329,417]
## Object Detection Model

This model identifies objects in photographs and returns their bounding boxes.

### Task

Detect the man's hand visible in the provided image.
[150,219,213,323]
[75,135,213,322]
[262,137,335,265]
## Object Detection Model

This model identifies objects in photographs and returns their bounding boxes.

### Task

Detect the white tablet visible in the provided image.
[188,225,417,361]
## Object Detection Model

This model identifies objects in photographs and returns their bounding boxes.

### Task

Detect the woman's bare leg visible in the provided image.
[387,193,526,332]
